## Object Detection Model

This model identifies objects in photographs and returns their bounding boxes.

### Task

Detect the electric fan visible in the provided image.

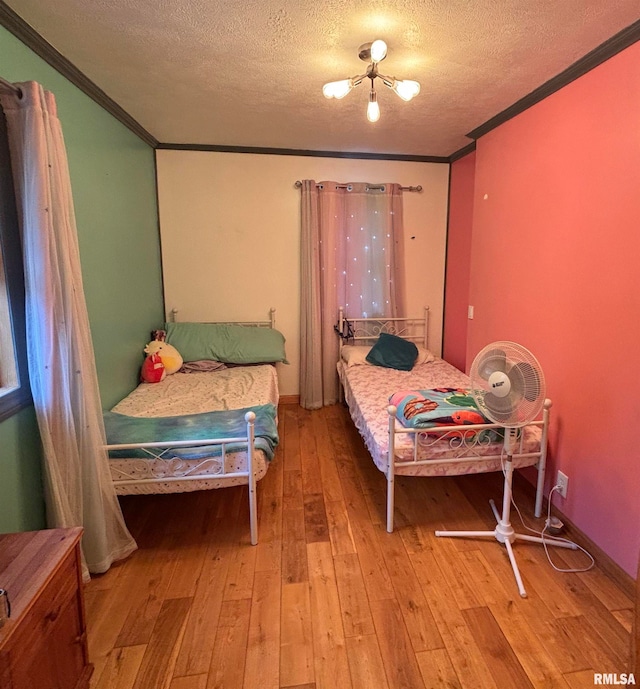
[435,341,576,598]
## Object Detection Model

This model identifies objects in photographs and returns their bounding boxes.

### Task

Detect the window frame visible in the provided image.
[0,104,30,421]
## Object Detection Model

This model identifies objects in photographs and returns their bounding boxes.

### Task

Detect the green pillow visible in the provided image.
[365,332,418,371]
[165,322,288,364]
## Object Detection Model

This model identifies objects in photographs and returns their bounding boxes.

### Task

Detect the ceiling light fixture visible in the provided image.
[323,40,420,122]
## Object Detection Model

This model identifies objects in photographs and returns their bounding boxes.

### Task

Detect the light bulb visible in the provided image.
[370,39,388,63]
[322,79,353,99]
[367,90,380,122]
[392,79,420,101]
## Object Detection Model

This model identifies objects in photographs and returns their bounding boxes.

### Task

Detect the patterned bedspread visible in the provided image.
[338,358,543,477]
[389,388,488,428]
[111,364,279,416]
[107,364,279,494]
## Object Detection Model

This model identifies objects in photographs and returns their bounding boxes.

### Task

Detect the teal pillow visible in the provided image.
[365,333,418,371]
[165,322,288,364]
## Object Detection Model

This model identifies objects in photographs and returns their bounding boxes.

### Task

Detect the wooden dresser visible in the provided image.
[0,528,93,689]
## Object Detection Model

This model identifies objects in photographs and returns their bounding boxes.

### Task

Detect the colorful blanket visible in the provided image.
[389,388,499,438]
[104,403,278,460]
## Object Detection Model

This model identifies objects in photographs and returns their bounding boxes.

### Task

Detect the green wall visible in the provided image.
[0,408,44,531]
[0,26,164,533]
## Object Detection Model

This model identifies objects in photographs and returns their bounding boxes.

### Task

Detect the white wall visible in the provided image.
[156,150,450,396]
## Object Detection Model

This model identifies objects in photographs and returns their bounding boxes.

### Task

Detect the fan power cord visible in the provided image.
[545,515,564,535]
[502,454,595,574]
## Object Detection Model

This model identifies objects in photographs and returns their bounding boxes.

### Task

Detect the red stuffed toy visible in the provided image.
[141,352,166,383]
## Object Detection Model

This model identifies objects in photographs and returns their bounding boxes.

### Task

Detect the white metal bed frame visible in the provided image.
[336,307,550,533]
[337,306,430,350]
[169,307,276,328]
[106,308,278,545]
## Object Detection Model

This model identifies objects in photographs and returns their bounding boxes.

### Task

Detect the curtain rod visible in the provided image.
[295,180,422,192]
[0,76,22,97]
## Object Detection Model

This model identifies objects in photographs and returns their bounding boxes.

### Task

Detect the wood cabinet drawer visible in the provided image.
[0,529,92,689]
[12,547,77,645]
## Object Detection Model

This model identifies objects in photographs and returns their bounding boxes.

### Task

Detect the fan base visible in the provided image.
[435,499,577,598]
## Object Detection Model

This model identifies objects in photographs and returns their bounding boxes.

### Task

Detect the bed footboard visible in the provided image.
[107,411,260,545]
[385,400,552,532]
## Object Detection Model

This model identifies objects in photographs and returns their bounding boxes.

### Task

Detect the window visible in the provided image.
[299,179,406,408]
[339,189,401,318]
[0,105,30,420]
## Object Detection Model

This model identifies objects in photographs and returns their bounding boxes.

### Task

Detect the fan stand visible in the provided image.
[435,429,578,598]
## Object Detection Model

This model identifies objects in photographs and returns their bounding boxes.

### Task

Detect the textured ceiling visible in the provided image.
[5,0,640,157]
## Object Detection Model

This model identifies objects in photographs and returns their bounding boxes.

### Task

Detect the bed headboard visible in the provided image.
[337,307,430,353]
[169,308,276,329]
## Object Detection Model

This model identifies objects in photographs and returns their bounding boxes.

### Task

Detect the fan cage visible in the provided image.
[469,341,546,427]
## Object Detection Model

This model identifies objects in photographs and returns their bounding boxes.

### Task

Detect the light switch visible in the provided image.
[468,305,474,319]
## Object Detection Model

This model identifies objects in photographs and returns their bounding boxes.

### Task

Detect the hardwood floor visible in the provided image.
[85,404,635,689]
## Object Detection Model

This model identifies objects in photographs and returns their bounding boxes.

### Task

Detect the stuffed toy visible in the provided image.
[141,352,166,383]
[144,340,183,375]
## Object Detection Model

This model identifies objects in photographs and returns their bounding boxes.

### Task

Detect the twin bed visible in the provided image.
[336,308,551,531]
[103,307,551,544]
[103,310,283,545]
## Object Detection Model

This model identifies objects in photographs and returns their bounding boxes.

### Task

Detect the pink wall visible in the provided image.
[444,151,475,371]
[465,42,640,577]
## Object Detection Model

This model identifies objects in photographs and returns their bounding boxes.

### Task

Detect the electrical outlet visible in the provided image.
[556,470,569,498]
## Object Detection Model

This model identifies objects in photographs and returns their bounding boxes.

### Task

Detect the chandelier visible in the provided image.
[322,39,420,122]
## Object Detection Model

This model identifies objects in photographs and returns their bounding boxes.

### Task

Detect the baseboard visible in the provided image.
[278,395,300,406]
[514,473,636,599]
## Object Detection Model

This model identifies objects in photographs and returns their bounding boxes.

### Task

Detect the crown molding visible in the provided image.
[448,142,476,163]
[467,18,640,141]
[156,142,449,163]
[0,0,158,147]
[3,0,638,158]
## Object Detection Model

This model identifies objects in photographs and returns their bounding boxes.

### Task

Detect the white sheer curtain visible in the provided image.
[300,180,406,409]
[0,82,137,578]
